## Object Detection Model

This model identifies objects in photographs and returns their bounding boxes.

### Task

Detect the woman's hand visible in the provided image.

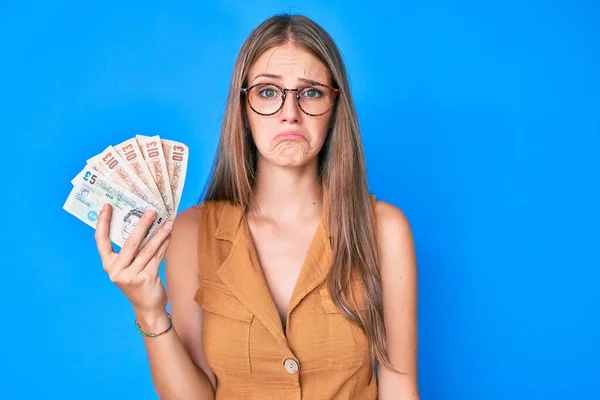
[94,204,173,328]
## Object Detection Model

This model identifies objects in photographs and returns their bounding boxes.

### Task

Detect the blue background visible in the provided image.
[2,1,599,399]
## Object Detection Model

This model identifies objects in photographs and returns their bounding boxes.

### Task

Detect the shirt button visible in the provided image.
[283,358,299,374]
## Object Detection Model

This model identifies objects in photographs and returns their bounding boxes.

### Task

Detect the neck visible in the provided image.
[250,158,323,223]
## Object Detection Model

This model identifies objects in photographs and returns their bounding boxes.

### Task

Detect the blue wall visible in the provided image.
[2,1,598,399]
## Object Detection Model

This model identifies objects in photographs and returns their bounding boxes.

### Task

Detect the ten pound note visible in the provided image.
[161,139,189,216]
[136,134,175,220]
[63,166,169,247]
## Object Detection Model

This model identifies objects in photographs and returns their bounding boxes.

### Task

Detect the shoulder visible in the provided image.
[374,200,413,242]
[173,204,203,227]
[171,200,231,233]
[169,204,205,243]
[169,200,241,253]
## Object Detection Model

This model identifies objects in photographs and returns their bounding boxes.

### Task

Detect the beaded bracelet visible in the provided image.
[135,312,173,338]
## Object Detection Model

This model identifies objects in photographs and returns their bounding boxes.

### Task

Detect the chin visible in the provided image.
[264,154,315,169]
[273,158,310,168]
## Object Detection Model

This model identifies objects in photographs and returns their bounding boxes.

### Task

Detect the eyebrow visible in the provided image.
[251,73,327,87]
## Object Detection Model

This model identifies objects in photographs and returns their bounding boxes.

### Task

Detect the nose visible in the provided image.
[279,91,302,124]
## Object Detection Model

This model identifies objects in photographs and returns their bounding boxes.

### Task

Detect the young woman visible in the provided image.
[95,14,419,399]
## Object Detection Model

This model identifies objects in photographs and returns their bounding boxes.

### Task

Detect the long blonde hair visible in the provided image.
[202,13,396,371]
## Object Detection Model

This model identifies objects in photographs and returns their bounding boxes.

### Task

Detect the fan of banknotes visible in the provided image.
[63,134,188,247]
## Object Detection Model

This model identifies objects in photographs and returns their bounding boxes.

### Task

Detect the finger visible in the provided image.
[94,204,115,267]
[146,235,172,275]
[116,235,171,287]
[137,234,172,278]
[128,222,172,274]
[116,208,158,268]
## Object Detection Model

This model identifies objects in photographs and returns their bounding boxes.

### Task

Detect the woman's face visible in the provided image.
[245,44,334,168]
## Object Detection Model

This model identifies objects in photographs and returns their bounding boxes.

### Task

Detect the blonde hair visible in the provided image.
[203,13,397,373]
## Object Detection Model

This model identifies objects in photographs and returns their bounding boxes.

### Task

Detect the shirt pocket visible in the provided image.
[319,282,370,370]
[195,279,254,373]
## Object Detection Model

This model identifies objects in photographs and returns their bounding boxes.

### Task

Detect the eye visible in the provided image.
[301,87,323,98]
[257,85,281,99]
[259,89,276,98]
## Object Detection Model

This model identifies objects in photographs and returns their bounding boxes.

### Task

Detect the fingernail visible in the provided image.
[102,204,109,212]
[144,209,155,219]
[163,221,172,231]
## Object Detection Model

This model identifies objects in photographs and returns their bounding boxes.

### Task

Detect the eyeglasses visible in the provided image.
[241,83,339,116]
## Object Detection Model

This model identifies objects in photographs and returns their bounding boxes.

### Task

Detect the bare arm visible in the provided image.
[374,201,420,400]
[142,206,216,399]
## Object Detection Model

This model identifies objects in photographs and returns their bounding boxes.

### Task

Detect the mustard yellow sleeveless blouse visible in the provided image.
[193,196,377,399]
